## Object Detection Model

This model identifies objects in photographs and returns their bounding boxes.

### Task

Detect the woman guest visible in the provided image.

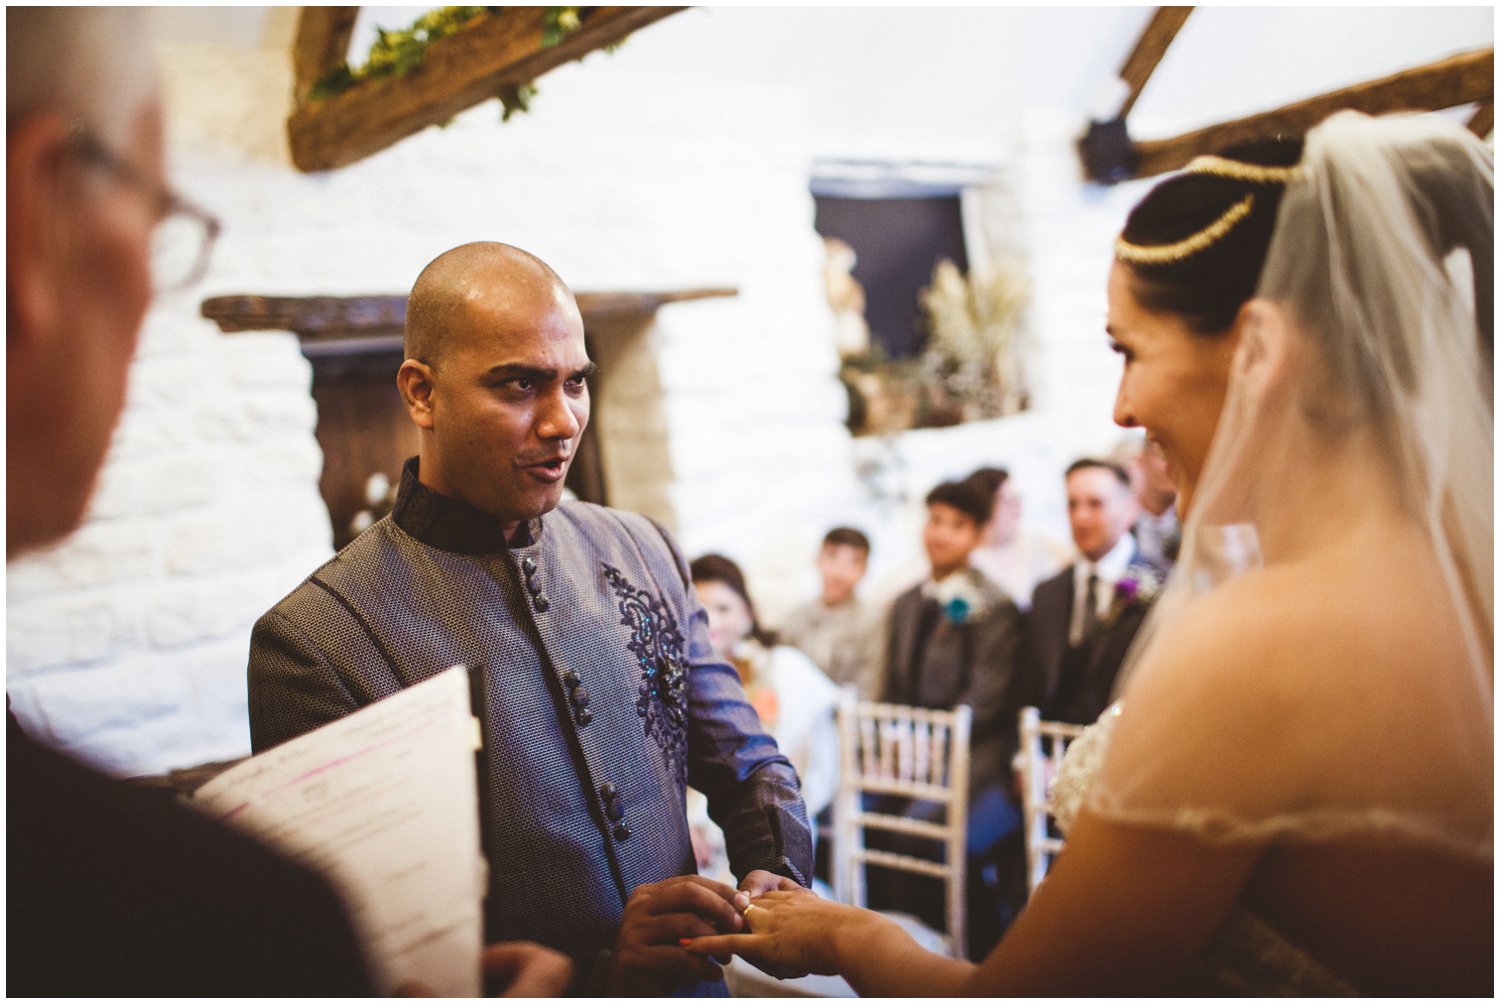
[688,112,1493,994]
[687,554,842,874]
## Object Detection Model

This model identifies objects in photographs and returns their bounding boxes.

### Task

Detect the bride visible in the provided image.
[688,111,1493,994]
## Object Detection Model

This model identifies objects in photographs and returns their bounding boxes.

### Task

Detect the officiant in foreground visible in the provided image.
[7,10,560,996]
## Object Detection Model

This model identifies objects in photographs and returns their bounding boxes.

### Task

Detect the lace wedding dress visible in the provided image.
[1048,704,1359,995]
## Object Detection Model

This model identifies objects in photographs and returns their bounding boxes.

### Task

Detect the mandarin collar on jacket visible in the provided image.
[390,457,538,554]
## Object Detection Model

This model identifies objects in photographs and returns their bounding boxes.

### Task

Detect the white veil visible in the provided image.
[1086,112,1493,862]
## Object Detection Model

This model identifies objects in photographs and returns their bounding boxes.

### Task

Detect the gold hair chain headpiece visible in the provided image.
[1115,194,1255,266]
[1113,153,1305,266]
[1183,155,1305,185]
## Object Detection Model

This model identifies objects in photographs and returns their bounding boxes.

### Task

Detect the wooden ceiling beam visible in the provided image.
[1116,6,1193,120]
[288,6,685,173]
[1131,47,1494,180]
[292,7,361,105]
[1467,100,1493,138]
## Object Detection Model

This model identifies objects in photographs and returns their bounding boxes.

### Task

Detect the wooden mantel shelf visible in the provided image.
[201,288,737,352]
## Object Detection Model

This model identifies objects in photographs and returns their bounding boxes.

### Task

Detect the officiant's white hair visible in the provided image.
[7,8,158,145]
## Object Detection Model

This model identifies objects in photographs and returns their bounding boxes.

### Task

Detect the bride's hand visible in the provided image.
[682,888,890,979]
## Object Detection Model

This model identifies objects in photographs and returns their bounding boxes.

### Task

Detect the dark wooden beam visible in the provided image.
[201,288,738,342]
[1117,7,1193,119]
[288,7,685,172]
[202,294,406,337]
[1132,47,1494,179]
[1468,100,1494,138]
[292,7,361,105]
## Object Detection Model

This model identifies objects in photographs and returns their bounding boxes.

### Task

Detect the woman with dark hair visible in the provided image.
[688,113,1493,994]
[687,554,841,871]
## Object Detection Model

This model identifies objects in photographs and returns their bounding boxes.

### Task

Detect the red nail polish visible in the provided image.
[679,938,693,947]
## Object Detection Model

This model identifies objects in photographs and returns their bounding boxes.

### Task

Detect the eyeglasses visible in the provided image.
[69,122,222,292]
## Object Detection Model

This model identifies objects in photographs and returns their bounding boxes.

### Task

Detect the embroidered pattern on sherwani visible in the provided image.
[603,563,689,783]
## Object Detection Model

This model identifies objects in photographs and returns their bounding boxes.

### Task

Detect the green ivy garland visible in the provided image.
[309,6,590,121]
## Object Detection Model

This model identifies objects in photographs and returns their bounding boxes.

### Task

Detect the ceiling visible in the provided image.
[150,6,1494,165]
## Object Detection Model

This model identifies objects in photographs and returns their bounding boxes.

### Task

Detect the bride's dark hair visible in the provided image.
[1116,137,1304,335]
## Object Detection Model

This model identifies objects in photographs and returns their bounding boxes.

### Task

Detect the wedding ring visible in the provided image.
[742,902,768,929]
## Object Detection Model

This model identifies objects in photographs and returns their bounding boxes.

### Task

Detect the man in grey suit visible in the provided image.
[1026,459,1167,726]
[248,242,811,995]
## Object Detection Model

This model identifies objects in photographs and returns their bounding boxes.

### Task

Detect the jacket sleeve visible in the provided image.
[965,596,1028,795]
[642,518,815,887]
[246,591,368,753]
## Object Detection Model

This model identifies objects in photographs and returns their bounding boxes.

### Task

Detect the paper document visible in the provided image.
[194,666,485,996]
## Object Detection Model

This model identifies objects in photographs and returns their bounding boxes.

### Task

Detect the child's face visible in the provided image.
[923,503,981,579]
[816,543,867,606]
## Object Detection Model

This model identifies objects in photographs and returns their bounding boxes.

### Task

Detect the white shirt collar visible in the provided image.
[1074,533,1135,589]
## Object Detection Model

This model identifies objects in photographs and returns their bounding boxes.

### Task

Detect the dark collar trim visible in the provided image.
[390,458,537,554]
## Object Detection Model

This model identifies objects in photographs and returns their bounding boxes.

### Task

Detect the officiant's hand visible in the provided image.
[483,941,573,997]
[610,874,744,994]
[397,941,572,998]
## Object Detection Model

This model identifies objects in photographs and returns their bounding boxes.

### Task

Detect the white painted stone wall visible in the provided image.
[5,17,1144,777]
[6,28,868,776]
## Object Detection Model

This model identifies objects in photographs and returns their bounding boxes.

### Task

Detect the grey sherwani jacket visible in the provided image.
[248,461,811,993]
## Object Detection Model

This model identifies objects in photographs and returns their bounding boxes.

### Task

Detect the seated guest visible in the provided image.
[5,10,568,996]
[1026,459,1166,726]
[963,466,1072,611]
[776,527,885,699]
[880,480,1028,954]
[691,554,842,828]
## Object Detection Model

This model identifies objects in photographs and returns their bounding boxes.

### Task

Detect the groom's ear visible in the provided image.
[1232,299,1292,403]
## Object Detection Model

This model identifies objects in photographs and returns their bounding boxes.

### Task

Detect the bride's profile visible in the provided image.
[688,111,1493,994]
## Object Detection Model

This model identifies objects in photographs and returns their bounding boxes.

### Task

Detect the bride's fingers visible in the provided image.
[681,933,760,957]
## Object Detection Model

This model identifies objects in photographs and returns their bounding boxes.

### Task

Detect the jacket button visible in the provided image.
[572,685,590,709]
[522,557,537,575]
[534,596,549,612]
[606,800,625,822]
[576,708,593,726]
[599,782,616,798]
[562,671,581,689]
[614,824,632,841]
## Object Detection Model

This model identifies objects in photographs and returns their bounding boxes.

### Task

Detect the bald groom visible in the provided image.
[248,242,812,996]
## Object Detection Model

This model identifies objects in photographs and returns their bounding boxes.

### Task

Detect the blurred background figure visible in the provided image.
[1024,459,1166,727]
[878,480,1029,956]
[688,554,841,879]
[777,527,885,700]
[964,466,1072,611]
[1112,436,1180,567]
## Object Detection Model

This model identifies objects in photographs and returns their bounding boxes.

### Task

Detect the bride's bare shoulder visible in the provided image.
[1130,553,1439,711]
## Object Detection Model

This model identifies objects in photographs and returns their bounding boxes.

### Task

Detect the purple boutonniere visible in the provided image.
[1105,564,1163,624]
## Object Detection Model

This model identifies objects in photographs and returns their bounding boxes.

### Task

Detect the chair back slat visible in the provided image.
[1017,706,1088,894]
[831,685,972,959]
